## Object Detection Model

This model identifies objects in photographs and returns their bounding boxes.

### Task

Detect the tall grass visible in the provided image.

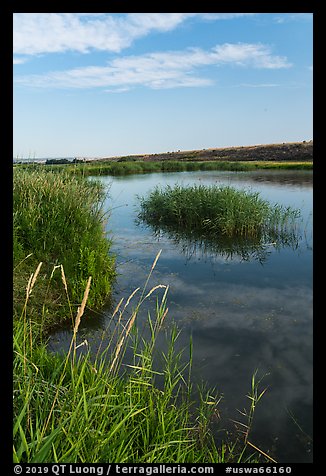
[13,259,211,463]
[13,168,275,463]
[138,184,300,241]
[14,159,312,178]
[13,256,270,463]
[13,168,115,324]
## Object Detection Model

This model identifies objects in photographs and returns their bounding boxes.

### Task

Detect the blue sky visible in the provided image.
[13,13,313,158]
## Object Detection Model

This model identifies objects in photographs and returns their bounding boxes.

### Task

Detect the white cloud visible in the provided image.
[238,83,280,88]
[211,43,291,68]
[104,86,132,93]
[13,56,28,64]
[13,13,257,57]
[13,13,131,55]
[14,43,291,91]
[274,13,313,24]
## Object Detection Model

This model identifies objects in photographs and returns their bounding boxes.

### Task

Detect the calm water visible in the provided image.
[48,170,313,463]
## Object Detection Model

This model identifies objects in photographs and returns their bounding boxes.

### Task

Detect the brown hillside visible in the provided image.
[97,141,313,163]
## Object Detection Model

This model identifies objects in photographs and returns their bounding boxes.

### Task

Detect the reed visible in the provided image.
[13,258,269,463]
[13,168,115,324]
[14,159,312,178]
[138,184,300,241]
[13,168,274,463]
[13,258,215,463]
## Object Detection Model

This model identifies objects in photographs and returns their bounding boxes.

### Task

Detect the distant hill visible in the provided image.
[96,141,313,163]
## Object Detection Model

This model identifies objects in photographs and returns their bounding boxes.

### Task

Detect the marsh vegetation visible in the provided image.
[13,168,115,327]
[14,256,223,463]
[14,159,312,179]
[138,184,301,259]
[13,165,310,463]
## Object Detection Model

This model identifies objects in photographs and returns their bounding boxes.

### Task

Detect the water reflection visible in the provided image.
[242,170,313,187]
[198,170,313,188]
[138,222,302,264]
[48,169,313,463]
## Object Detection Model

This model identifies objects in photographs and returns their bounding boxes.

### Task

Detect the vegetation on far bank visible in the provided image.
[14,158,312,178]
[14,140,313,166]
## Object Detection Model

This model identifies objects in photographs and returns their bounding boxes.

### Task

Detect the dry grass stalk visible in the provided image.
[109,335,125,374]
[60,264,68,294]
[73,276,92,334]
[126,287,140,306]
[30,262,43,291]
[49,264,61,281]
[109,307,138,374]
[41,274,93,440]
[161,284,169,304]
[75,339,89,350]
[159,307,169,327]
[246,440,277,463]
[25,274,33,299]
[14,252,33,271]
[111,297,124,319]
[144,284,167,300]
[124,310,137,338]
[26,262,43,298]
[151,249,162,272]
[154,307,169,336]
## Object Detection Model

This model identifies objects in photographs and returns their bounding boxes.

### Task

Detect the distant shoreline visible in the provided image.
[13,141,313,164]
[95,140,313,163]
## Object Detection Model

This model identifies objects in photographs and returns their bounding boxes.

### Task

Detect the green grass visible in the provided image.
[13,260,210,463]
[13,168,115,327]
[13,167,276,463]
[138,184,300,241]
[14,159,313,178]
[13,256,271,463]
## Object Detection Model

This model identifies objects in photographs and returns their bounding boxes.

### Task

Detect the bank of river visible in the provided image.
[48,169,313,463]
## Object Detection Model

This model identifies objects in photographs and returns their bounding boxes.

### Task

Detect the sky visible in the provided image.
[13,13,313,159]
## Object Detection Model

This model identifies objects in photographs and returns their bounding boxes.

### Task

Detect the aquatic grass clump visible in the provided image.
[138,184,300,241]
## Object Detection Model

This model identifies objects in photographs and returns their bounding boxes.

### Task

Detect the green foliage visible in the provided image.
[12,167,277,464]
[13,260,268,463]
[138,184,300,241]
[45,158,72,164]
[13,263,215,463]
[13,168,115,325]
[15,159,312,179]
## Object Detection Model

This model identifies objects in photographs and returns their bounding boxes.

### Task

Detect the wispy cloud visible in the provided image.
[13,13,256,58]
[14,43,292,91]
[238,83,280,88]
[13,56,28,65]
[273,13,313,24]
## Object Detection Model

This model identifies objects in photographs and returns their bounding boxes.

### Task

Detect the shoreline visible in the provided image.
[97,141,313,163]
[14,141,313,164]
